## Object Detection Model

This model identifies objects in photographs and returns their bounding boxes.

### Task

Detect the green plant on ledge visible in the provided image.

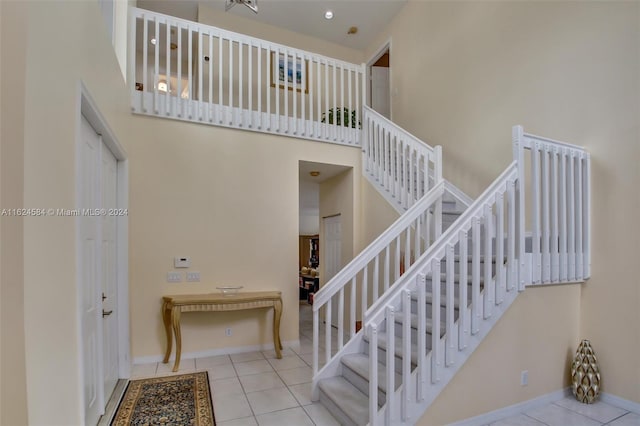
[321,107,361,129]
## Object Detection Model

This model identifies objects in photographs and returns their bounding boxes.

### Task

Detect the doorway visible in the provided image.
[368,42,391,119]
[78,89,129,426]
[323,214,342,327]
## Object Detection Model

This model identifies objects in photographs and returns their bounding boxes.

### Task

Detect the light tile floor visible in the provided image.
[485,397,640,426]
[132,303,639,426]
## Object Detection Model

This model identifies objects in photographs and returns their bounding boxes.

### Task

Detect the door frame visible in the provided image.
[366,38,392,118]
[76,82,130,418]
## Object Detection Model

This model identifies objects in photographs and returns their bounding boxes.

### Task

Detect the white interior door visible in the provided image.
[371,66,390,119]
[80,116,120,425]
[80,117,103,426]
[323,215,342,327]
[101,142,119,403]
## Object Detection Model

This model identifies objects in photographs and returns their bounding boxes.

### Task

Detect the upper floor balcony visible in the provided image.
[128,7,366,147]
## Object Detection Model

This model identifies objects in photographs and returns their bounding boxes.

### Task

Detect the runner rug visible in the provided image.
[111,372,215,425]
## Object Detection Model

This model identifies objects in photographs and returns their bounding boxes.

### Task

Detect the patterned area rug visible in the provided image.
[111,372,215,425]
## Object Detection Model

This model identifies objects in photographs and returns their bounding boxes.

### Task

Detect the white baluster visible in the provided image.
[166,19,171,116]
[227,37,232,124]
[142,15,148,113]
[496,193,505,304]
[338,288,344,351]
[568,152,576,280]
[369,323,378,426]
[187,25,193,119]
[551,147,559,281]
[218,36,223,123]
[402,289,411,421]
[325,298,332,367]
[576,153,584,279]
[583,153,591,278]
[153,17,159,114]
[542,147,550,282]
[385,305,395,425]
[208,33,213,122]
[507,181,516,291]
[471,217,481,334]
[431,257,441,384]
[559,149,567,281]
[483,204,493,318]
[417,273,426,401]
[445,245,455,367]
[384,246,390,292]
[373,255,379,302]
[350,277,356,338]
[531,143,541,283]
[312,308,319,374]
[198,29,203,120]
[458,230,468,350]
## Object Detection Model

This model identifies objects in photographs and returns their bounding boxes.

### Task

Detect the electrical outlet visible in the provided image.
[167,272,182,283]
[521,370,528,386]
[186,271,200,282]
[225,328,232,337]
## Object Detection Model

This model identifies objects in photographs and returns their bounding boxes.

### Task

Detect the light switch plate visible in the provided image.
[167,272,182,283]
[186,271,200,282]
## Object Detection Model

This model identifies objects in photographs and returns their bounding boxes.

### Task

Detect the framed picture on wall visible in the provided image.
[270,52,308,93]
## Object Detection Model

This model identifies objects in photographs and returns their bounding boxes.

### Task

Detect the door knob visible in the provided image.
[102,309,113,317]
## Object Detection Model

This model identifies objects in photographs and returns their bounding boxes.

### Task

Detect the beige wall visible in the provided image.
[14,1,133,423]
[363,1,640,421]
[0,1,29,424]
[128,119,362,359]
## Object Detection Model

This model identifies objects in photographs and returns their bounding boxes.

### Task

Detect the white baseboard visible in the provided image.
[449,388,571,426]
[133,339,301,365]
[601,393,640,414]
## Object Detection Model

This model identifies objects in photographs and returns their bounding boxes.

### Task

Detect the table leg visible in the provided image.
[171,307,182,372]
[273,298,283,358]
[162,301,173,364]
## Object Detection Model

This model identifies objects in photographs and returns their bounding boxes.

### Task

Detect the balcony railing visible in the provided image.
[128,7,366,146]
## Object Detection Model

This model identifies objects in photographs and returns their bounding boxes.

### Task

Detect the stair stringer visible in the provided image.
[371,284,523,425]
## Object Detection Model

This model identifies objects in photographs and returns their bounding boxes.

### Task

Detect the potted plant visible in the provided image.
[321,107,361,128]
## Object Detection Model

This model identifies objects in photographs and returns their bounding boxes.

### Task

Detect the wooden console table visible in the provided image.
[162,291,283,372]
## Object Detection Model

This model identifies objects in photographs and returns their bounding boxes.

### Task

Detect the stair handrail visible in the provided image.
[312,181,446,377]
[364,161,521,424]
[362,106,442,210]
[364,161,520,325]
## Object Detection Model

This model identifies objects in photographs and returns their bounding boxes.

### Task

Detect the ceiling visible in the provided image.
[135,0,407,50]
[299,161,350,183]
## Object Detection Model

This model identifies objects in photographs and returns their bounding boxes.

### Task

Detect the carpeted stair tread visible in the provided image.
[363,329,420,365]
[318,376,369,426]
[392,311,447,335]
[341,353,402,395]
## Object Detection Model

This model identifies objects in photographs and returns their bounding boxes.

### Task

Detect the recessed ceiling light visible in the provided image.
[324,10,334,20]
[150,38,157,45]
[310,171,320,177]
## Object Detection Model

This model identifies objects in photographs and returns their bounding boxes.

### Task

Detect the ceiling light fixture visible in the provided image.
[348,26,358,35]
[324,10,334,20]
[310,171,320,177]
[225,0,258,14]
[150,38,157,45]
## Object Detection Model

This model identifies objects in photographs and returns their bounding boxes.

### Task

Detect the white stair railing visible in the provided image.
[360,126,591,425]
[312,182,445,384]
[513,126,591,286]
[362,106,442,211]
[128,7,366,146]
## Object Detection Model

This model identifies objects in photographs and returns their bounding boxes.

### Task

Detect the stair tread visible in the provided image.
[341,353,402,395]
[393,311,449,335]
[363,329,421,365]
[318,376,369,426]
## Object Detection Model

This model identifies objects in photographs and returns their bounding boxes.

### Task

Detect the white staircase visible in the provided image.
[126,12,591,424]
[312,121,591,425]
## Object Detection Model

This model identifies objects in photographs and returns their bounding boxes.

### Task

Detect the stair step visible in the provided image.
[392,312,447,336]
[318,376,369,426]
[341,353,401,406]
[363,329,421,366]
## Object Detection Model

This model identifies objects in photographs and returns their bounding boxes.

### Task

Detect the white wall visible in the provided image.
[299,180,320,235]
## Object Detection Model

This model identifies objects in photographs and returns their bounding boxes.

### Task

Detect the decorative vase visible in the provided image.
[571,339,601,403]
